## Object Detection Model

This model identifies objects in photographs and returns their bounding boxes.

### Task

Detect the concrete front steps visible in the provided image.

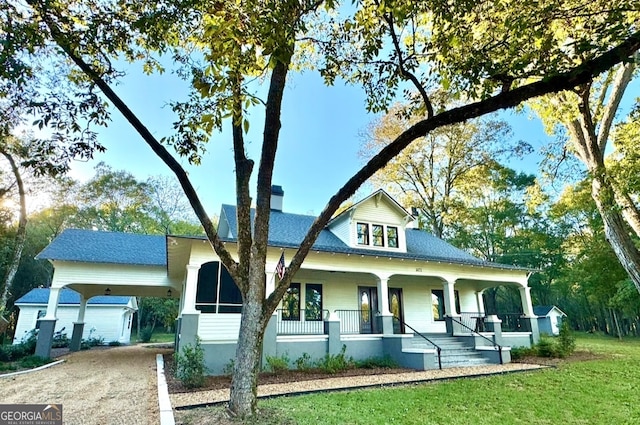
[406,334,498,368]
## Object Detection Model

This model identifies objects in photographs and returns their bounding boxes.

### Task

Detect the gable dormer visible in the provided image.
[328,190,413,253]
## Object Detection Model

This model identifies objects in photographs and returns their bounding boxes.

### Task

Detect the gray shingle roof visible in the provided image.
[220,205,523,270]
[36,228,166,266]
[15,288,132,305]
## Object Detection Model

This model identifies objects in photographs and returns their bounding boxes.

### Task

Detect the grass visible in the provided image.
[131,330,175,344]
[176,333,640,424]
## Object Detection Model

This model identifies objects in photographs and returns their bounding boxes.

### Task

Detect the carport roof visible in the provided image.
[36,228,166,266]
[16,288,132,305]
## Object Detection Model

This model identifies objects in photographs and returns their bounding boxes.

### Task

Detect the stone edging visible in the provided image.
[156,354,176,425]
[0,359,66,379]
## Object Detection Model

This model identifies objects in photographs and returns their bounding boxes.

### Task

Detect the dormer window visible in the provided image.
[357,223,369,245]
[357,222,400,249]
[372,225,384,246]
[387,226,398,248]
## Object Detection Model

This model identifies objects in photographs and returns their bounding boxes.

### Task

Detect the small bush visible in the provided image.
[139,326,154,343]
[557,321,576,357]
[174,338,208,388]
[536,337,558,357]
[355,355,398,369]
[265,353,290,373]
[108,341,122,347]
[52,333,69,348]
[0,362,16,372]
[222,358,235,376]
[510,346,536,361]
[19,355,50,369]
[83,336,104,347]
[315,345,354,374]
[295,353,313,371]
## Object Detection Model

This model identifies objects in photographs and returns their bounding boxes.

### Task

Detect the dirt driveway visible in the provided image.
[1,344,173,425]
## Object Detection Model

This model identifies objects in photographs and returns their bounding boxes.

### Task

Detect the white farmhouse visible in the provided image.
[33,187,542,373]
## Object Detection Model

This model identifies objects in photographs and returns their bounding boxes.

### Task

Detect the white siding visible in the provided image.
[197,314,241,341]
[52,262,171,287]
[14,304,134,344]
[352,197,406,226]
[327,215,351,245]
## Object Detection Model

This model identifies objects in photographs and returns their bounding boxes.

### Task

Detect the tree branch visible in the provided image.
[383,12,434,118]
[266,29,640,310]
[28,1,239,276]
[596,61,635,151]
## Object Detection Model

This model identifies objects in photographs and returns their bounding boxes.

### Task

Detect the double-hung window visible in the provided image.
[356,222,400,249]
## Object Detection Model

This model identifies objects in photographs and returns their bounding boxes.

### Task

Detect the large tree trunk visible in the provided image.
[0,149,27,316]
[228,293,267,418]
[591,174,640,293]
[612,186,640,239]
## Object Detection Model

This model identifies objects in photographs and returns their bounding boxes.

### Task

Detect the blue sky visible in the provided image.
[68,64,554,217]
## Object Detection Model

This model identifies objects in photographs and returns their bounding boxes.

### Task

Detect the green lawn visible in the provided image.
[263,333,640,425]
[176,333,640,424]
[130,330,175,344]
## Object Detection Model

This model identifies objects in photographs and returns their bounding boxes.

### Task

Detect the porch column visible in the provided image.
[265,272,276,297]
[376,274,394,335]
[443,279,460,335]
[519,285,540,344]
[519,286,535,317]
[178,264,201,351]
[35,286,62,358]
[181,264,200,314]
[69,294,88,352]
[475,290,486,315]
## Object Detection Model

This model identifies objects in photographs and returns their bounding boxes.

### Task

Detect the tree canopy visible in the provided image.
[2,0,639,417]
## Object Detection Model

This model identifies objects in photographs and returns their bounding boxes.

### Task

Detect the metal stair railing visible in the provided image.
[450,316,503,364]
[394,317,443,369]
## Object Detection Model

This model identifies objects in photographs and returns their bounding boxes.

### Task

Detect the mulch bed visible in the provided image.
[513,349,603,366]
[164,356,412,394]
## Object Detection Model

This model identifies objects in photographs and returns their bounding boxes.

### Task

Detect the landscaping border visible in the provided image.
[0,359,65,379]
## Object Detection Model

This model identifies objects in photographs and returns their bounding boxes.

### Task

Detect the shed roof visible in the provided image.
[15,288,132,306]
[533,305,567,317]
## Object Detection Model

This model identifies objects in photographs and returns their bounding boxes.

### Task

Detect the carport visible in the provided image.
[33,229,180,358]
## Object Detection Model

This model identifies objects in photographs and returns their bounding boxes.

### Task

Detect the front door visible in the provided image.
[389,288,405,333]
[358,286,379,334]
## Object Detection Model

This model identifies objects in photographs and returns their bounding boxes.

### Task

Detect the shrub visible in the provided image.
[265,353,290,373]
[557,321,576,358]
[355,355,398,369]
[52,333,69,348]
[0,362,16,372]
[108,341,122,347]
[82,336,104,347]
[222,358,235,376]
[295,353,313,371]
[174,338,208,388]
[315,345,354,374]
[0,330,37,362]
[510,346,536,360]
[536,337,558,357]
[139,326,154,343]
[19,355,50,369]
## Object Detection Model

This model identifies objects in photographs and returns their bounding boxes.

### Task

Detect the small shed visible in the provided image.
[534,305,567,336]
[13,288,137,345]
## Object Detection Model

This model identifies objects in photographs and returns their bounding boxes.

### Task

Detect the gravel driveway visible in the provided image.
[1,344,173,425]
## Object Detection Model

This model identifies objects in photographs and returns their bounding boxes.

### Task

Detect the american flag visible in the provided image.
[275,251,286,280]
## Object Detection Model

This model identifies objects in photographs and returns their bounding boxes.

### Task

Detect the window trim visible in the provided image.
[357,222,370,245]
[355,222,400,249]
